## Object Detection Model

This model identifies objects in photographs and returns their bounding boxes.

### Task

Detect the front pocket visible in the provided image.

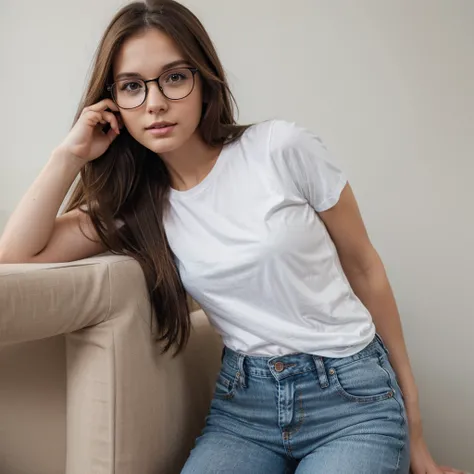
[329,354,395,403]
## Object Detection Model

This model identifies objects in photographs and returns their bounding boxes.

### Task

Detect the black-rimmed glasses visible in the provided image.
[107,67,199,109]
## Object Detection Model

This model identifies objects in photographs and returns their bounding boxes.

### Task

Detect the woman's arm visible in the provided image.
[0,148,106,263]
[0,99,120,263]
[318,183,462,474]
[318,183,419,413]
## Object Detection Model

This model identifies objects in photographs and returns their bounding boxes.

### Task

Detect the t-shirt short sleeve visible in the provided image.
[269,120,348,212]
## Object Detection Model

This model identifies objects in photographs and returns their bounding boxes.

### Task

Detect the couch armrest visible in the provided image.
[0,253,138,345]
[1,253,223,473]
[65,305,222,474]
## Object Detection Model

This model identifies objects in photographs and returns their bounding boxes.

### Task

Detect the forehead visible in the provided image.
[113,28,185,78]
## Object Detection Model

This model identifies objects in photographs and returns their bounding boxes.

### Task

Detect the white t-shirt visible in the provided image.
[164,120,375,358]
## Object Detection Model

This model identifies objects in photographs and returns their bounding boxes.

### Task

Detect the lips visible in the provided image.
[145,122,176,130]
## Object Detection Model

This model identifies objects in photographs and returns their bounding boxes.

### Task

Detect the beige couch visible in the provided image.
[0,253,223,474]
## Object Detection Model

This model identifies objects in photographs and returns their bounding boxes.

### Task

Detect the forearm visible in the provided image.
[344,253,422,425]
[0,147,84,261]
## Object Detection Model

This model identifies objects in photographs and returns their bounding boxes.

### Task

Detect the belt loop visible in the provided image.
[312,356,329,389]
[236,353,247,388]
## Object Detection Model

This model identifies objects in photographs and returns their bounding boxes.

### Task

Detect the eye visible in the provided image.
[119,81,144,92]
[162,67,194,85]
[166,73,186,83]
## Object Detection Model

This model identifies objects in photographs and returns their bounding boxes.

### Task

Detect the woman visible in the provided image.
[0,1,462,473]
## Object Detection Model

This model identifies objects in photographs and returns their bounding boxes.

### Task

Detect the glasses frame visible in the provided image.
[106,67,199,110]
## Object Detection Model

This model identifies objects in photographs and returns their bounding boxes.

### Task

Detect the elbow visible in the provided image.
[0,247,34,264]
[340,247,383,279]
[0,250,18,264]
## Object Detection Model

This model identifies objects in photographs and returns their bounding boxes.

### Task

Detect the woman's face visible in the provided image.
[112,28,204,156]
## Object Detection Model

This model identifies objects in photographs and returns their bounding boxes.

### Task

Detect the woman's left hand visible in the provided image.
[409,433,465,474]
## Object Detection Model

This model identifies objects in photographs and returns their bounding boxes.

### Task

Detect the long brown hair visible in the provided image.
[64,0,250,354]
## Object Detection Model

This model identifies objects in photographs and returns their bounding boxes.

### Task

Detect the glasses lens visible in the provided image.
[113,79,146,108]
[160,68,195,100]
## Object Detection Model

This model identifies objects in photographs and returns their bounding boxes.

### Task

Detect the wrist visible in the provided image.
[50,146,86,174]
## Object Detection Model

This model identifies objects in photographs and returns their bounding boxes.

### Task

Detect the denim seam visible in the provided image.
[395,443,403,472]
[277,381,284,429]
[214,371,241,400]
[274,367,315,380]
[280,391,305,460]
[379,357,408,442]
[378,355,408,473]
[244,365,316,378]
[282,430,293,459]
[286,390,305,436]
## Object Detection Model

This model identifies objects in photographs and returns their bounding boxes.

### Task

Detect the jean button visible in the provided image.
[274,362,285,372]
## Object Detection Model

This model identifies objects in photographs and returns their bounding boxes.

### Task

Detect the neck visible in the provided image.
[159,132,223,192]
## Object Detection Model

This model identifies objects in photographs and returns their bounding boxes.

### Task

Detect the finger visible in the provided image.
[101,111,120,134]
[105,125,120,144]
[86,98,119,114]
[82,110,105,127]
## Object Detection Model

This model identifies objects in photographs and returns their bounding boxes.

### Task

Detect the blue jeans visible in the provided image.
[181,335,410,473]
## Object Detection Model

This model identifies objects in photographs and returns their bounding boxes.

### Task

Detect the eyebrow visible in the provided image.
[115,59,191,81]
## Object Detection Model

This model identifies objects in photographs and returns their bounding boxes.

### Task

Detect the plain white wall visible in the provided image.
[1,0,473,470]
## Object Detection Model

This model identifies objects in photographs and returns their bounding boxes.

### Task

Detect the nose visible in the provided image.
[146,81,168,114]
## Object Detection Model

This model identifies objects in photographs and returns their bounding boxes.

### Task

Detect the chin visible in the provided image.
[138,135,182,155]
[131,126,198,156]
[145,140,180,155]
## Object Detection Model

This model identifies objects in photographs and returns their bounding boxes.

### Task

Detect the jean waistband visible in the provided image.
[221,334,387,384]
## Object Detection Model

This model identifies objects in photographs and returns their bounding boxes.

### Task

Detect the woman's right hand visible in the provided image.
[58,99,122,163]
